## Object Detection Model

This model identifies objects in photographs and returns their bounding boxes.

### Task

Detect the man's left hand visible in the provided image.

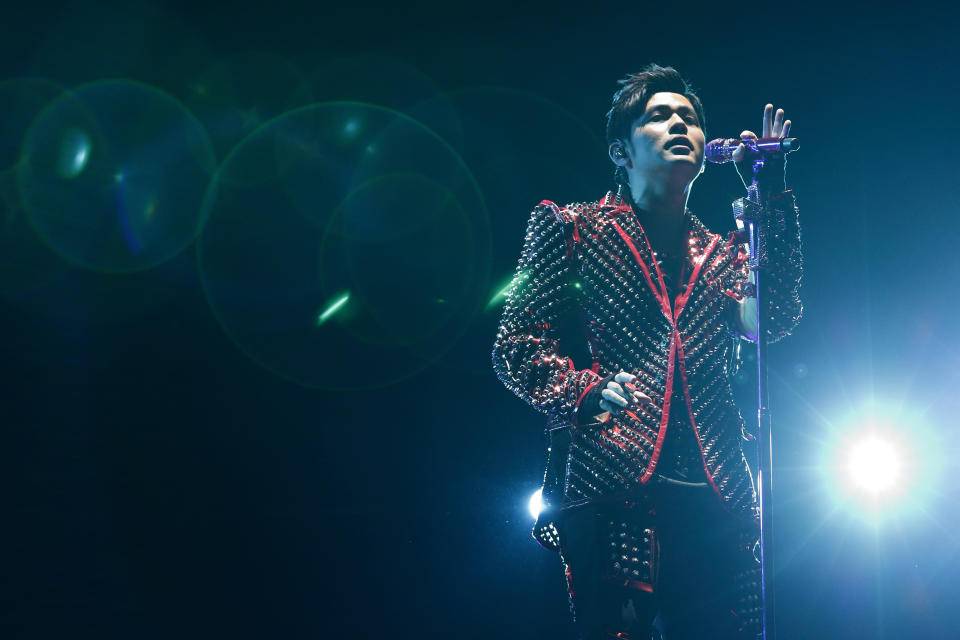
[732,103,791,192]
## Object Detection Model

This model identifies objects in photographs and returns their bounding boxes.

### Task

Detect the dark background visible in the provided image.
[2,1,959,638]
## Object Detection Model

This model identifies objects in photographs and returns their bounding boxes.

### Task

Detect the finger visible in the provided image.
[623,382,650,405]
[781,120,791,139]
[622,381,651,404]
[601,388,629,408]
[762,104,773,138]
[734,131,755,163]
[607,380,630,402]
[773,108,784,137]
[605,383,630,404]
[614,371,637,385]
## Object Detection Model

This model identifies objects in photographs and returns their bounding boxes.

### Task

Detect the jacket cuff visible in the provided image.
[573,372,615,427]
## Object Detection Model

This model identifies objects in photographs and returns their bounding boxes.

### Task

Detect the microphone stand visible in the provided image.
[734,158,776,640]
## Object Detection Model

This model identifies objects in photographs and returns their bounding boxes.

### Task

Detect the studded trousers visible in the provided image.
[557,481,761,640]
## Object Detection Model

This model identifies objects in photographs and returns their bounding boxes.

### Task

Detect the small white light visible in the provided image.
[528,488,544,520]
[846,436,900,493]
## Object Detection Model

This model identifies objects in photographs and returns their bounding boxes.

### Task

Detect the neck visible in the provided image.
[627,178,690,253]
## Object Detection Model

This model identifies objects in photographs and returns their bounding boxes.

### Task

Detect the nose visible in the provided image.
[668,113,688,133]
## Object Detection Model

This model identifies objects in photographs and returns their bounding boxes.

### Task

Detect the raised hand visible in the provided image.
[732,103,791,162]
[732,103,791,191]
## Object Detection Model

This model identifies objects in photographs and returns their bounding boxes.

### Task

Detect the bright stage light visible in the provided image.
[818,400,944,524]
[528,488,544,520]
[830,426,911,508]
[845,435,901,493]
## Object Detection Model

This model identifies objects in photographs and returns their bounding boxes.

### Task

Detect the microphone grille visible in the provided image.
[705,138,737,164]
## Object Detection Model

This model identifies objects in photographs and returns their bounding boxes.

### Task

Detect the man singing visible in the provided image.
[491,64,802,639]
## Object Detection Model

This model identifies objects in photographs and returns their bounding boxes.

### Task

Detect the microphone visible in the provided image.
[705,137,799,164]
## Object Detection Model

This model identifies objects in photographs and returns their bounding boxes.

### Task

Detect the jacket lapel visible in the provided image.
[608,215,673,319]
[673,219,720,320]
[603,197,720,322]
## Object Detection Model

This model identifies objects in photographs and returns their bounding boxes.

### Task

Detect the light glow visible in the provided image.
[58,129,91,179]
[846,436,901,493]
[528,488,543,520]
[316,292,350,325]
[816,400,942,524]
[486,270,528,310]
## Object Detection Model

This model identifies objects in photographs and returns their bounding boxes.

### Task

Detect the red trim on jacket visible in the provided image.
[675,337,725,499]
[573,379,601,426]
[610,221,671,318]
[613,215,728,487]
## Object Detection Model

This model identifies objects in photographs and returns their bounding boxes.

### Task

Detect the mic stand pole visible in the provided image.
[734,158,776,640]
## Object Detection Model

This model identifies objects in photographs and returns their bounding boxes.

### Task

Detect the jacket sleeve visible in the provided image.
[728,189,803,343]
[491,200,602,421]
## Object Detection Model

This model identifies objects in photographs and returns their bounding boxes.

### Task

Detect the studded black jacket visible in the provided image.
[492,189,802,534]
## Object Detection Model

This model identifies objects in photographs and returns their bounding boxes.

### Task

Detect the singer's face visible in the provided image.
[626,92,704,181]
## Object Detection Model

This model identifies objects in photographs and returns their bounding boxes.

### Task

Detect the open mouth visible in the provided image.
[666,137,692,150]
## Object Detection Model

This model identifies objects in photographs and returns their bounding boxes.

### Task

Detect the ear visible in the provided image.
[608,141,630,168]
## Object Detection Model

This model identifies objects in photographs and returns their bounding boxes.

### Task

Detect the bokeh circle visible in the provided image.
[16,80,216,273]
[0,77,67,172]
[181,51,308,159]
[289,55,462,150]
[197,102,490,390]
[429,87,608,210]
[0,78,71,303]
